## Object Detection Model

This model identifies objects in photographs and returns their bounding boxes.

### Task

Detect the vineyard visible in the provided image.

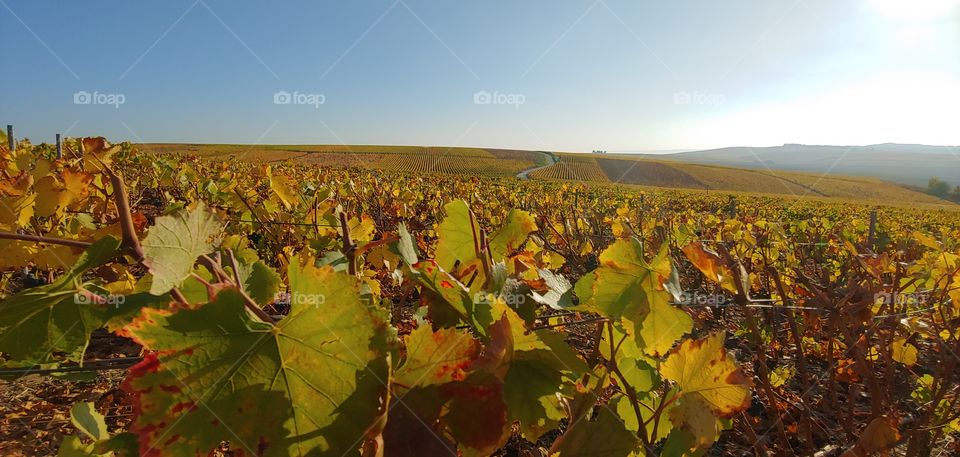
[525,154,944,205]
[144,144,539,178]
[1,137,959,457]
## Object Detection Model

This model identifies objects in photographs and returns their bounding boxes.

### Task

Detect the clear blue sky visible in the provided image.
[2,0,958,151]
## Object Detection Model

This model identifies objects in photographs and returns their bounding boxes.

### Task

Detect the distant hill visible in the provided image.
[144,142,954,206]
[529,153,949,205]
[651,143,960,187]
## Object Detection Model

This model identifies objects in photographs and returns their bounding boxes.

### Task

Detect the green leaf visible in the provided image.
[488,208,537,260]
[0,236,120,366]
[383,386,457,456]
[553,404,640,457]
[92,432,140,457]
[575,239,691,356]
[614,392,674,443]
[504,359,566,441]
[57,435,96,457]
[410,260,490,333]
[244,261,281,306]
[122,260,390,456]
[435,200,485,287]
[142,202,221,295]
[70,402,108,441]
[393,223,419,266]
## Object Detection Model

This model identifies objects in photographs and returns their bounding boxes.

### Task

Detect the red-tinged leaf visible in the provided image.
[410,259,492,333]
[681,242,737,294]
[122,260,391,457]
[396,325,481,388]
[442,374,510,455]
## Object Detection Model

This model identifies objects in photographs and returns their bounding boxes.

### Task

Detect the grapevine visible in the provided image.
[0,138,958,456]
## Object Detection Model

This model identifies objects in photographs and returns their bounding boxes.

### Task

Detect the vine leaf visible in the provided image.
[122,260,390,457]
[241,261,281,306]
[141,202,222,295]
[575,239,691,355]
[0,236,120,366]
[0,193,35,229]
[530,268,574,310]
[890,337,918,366]
[661,333,752,450]
[410,260,491,333]
[268,169,299,210]
[384,376,510,457]
[496,304,587,441]
[435,200,485,286]
[841,416,901,457]
[661,333,751,416]
[70,402,109,441]
[488,208,537,260]
[393,223,419,265]
[395,325,480,388]
[681,242,737,294]
[504,359,566,441]
[552,404,640,457]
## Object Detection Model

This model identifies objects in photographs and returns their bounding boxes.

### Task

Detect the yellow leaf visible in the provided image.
[0,193,36,229]
[668,394,723,449]
[33,175,64,217]
[269,172,299,210]
[61,169,92,205]
[890,337,918,366]
[348,215,376,243]
[912,231,939,249]
[661,333,752,417]
[770,365,795,388]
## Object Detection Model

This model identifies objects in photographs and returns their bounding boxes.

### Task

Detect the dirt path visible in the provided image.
[516,151,558,179]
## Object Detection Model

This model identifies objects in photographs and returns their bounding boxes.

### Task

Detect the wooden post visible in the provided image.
[56,134,62,159]
[868,209,877,248]
[728,197,737,219]
[6,125,13,152]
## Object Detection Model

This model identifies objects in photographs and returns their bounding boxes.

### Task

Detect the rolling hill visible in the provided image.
[143,143,953,206]
[650,143,960,187]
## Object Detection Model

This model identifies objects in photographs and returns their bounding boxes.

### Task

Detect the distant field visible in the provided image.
[144,143,949,205]
[527,153,947,204]
[144,143,544,178]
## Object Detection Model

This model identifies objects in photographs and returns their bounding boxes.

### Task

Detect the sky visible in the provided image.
[1,0,958,152]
